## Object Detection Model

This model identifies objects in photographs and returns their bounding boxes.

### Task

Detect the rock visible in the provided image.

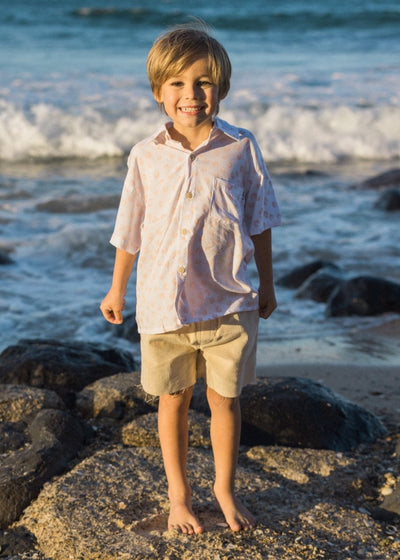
[353,168,400,190]
[326,275,400,316]
[16,443,397,560]
[0,250,14,265]
[0,409,89,529]
[0,423,27,454]
[378,483,400,516]
[0,385,65,423]
[246,445,352,484]
[36,194,120,214]
[277,260,339,289]
[0,527,37,558]
[122,410,211,447]
[192,378,386,451]
[0,339,137,407]
[374,188,400,211]
[295,266,344,302]
[76,371,154,420]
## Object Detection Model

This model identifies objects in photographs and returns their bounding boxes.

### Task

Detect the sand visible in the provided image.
[256,319,400,426]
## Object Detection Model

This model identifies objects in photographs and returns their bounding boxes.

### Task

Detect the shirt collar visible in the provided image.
[150,117,241,146]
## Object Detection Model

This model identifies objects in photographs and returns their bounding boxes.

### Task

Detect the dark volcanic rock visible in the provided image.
[191,377,386,451]
[240,377,386,451]
[76,371,154,420]
[326,275,400,316]
[0,339,136,406]
[296,266,344,302]
[0,527,37,558]
[277,260,339,289]
[374,188,400,211]
[0,422,27,454]
[353,168,400,190]
[0,250,14,265]
[0,408,88,529]
[36,194,120,214]
[377,484,400,517]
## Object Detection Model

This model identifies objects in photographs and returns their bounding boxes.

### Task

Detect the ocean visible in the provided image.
[1,0,399,363]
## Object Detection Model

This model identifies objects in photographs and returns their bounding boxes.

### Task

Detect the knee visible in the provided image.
[206,386,239,411]
[159,386,193,412]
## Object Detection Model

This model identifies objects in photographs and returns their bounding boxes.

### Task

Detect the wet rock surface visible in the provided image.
[326,275,400,317]
[352,168,400,190]
[0,339,137,406]
[374,188,400,211]
[0,344,398,559]
[191,378,386,451]
[279,260,400,317]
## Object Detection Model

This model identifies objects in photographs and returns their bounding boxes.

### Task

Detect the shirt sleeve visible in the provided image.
[110,148,145,255]
[243,133,282,236]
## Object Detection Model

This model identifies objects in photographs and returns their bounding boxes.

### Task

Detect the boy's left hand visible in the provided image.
[258,286,277,319]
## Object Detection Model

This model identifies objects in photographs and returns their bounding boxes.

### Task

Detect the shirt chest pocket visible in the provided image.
[210,178,245,225]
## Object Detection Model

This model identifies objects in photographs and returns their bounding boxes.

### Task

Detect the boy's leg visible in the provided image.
[158,387,204,534]
[207,386,256,531]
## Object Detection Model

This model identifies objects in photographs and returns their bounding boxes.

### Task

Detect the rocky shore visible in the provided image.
[0,339,399,560]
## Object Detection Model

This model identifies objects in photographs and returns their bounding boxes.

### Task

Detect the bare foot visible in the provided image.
[168,501,204,535]
[214,487,256,531]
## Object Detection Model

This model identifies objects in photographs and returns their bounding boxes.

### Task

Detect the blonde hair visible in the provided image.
[146,23,231,103]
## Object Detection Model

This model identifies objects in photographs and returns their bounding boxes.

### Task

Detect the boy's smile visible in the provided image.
[155,57,221,149]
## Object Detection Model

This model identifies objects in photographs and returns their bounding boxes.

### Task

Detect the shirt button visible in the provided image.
[185,192,193,199]
[190,154,195,161]
[178,265,186,274]
[181,228,188,235]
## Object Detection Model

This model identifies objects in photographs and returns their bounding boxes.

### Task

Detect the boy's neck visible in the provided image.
[168,121,214,151]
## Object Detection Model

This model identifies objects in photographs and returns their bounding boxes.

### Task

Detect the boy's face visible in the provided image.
[155,57,221,143]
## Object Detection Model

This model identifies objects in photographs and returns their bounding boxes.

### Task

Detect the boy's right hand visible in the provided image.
[100,290,126,324]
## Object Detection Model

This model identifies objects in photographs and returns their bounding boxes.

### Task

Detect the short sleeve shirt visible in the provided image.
[110,117,281,334]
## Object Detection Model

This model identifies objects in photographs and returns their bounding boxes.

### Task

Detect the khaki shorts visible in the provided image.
[140,310,259,398]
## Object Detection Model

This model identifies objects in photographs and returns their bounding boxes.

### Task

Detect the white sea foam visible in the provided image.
[1,97,399,163]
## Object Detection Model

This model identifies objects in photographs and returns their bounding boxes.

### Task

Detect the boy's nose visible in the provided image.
[184,83,200,99]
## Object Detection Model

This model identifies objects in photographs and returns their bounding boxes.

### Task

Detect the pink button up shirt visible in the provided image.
[110,117,281,334]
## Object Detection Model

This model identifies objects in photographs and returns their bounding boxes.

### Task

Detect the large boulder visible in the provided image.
[0,385,65,423]
[0,250,14,265]
[0,408,89,529]
[121,410,211,447]
[36,194,120,214]
[295,266,344,302]
[191,378,386,451]
[76,371,154,420]
[353,168,400,190]
[327,276,400,316]
[0,339,137,406]
[374,189,400,211]
[277,260,339,289]
[15,444,395,560]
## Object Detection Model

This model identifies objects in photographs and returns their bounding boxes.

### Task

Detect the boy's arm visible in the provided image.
[251,229,277,319]
[100,248,137,324]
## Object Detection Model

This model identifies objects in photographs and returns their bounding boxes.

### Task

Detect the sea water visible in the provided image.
[1,0,399,359]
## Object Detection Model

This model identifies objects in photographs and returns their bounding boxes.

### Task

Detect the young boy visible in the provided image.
[100,24,281,535]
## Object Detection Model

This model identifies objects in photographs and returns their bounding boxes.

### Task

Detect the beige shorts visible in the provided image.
[140,310,259,398]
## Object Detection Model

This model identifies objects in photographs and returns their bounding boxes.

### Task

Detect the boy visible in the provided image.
[100,24,281,535]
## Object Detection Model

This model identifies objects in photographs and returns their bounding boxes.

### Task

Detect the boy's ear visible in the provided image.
[153,89,162,103]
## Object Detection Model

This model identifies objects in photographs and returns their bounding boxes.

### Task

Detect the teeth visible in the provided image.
[180,107,201,112]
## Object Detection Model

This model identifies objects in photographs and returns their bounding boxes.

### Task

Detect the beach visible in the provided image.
[256,319,400,427]
[1,3,400,556]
